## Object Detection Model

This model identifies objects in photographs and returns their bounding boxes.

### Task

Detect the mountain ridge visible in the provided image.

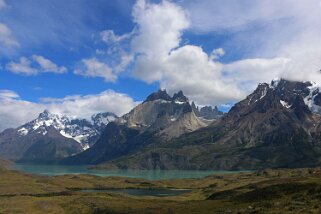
[93,79,321,170]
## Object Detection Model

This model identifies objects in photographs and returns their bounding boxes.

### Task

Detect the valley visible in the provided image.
[1,162,321,213]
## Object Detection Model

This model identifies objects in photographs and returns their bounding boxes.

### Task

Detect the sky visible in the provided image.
[0,0,321,131]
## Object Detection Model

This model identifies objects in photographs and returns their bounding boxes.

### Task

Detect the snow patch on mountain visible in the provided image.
[17,110,118,150]
[280,100,292,109]
[304,82,321,114]
[18,127,29,136]
[270,77,281,89]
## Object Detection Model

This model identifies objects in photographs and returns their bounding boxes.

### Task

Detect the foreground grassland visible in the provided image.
[1,165,321,213]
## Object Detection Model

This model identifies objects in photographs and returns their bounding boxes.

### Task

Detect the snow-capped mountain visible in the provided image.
[0,110,118,162]
[17,110,118,150]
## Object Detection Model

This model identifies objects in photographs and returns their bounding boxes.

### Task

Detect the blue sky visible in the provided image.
[0,0,321,130]
[0,0,158,102]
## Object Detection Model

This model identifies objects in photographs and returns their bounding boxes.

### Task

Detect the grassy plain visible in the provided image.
[1,164,321,213]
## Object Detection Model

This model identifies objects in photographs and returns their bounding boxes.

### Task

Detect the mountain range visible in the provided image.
[80,79,321,170]
[61,90,220,164]
[3,79,321,170]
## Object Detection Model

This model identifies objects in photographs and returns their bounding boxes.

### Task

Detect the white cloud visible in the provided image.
[100,30,132,44]
[223,57,291,91]
[32,55,67,73]
[74,58,117,82]
[159,45,245,104]
[182,0,321,82]
[0,90,19,99]
[6,55,67,75]
[183,0,297,33]
[210,48,225,60]
[95,30,135,75]
[0,91,43,131]
[0,0,6,9]
[0,90,137,131]
[130,0,244,106]
[0,23,19,48]
[127,0,321,106]
[6,57,37,75]
[132,0,189,58]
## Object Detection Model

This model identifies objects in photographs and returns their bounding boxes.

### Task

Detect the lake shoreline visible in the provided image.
[10,163,250,180]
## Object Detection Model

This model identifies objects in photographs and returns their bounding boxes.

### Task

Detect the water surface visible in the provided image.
[81,188,191,197]
[11,164,244,180]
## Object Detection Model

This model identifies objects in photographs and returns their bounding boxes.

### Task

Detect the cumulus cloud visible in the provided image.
[131,0,190,58]
[74,58,117,82]
[223,57,291,91]
[0,23,19,48]
[0,90,43,131]
[32,55,67,73]
[6,57,37,75]
[159,45,245,104]
[6,55,67,75]
[0,90,137,131]
[210,48,225,60]
[130,0,245,106]
[182,0,321,83]
[127,0,321,106]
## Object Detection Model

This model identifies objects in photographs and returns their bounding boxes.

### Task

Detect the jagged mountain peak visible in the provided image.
[144,89,172,102]
[38,109,51,117]
[241,79,314,110]
[191,102,224,120]
[172,90,188,103]
[144,89,190,104]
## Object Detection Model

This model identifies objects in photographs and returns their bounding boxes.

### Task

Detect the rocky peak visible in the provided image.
[144,89,172,102]
[228,79,318,122]
[38,109,54,120]
[120,89,204,134]
[191,102,198,111]
[172,90,188,103]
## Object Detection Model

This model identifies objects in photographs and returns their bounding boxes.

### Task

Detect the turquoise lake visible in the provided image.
[80,189,192,197]
[11,164,244,180]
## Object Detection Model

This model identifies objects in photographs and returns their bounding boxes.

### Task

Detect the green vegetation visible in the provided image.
[1,163,321,213]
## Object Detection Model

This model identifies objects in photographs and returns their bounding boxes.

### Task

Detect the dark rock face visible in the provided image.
[61,122,142,165]
[144,89,172,102]
[17,127,84,163]
[0,127,83,163]
[100,79,321,170]
[172,90,189,103]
